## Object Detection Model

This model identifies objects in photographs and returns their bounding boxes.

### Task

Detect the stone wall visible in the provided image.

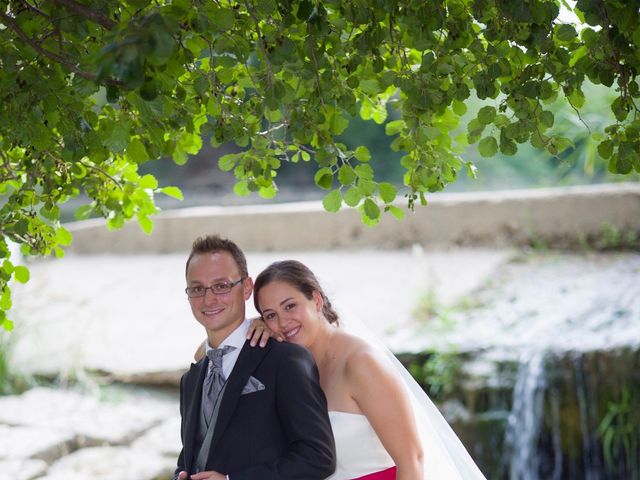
[65,183,640,253]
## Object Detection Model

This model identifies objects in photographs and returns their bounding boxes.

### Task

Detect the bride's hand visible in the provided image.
[247,316,283,347]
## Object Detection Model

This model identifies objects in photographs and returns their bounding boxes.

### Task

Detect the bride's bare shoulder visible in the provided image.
[338,330,391,376]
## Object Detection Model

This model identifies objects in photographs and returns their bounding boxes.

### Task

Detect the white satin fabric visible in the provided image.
[325,411,395,480]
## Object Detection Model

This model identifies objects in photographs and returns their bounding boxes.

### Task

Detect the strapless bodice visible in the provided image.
[325,411,395,480]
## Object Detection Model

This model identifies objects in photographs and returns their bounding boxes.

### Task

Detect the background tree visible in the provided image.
[1,0,639,330]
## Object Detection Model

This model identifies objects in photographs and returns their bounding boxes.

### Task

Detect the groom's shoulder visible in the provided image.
[266,338,314,362]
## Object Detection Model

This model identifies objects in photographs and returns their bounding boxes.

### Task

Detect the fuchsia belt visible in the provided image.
[353,466,397,480]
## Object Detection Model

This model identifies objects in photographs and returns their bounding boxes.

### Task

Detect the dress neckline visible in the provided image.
[328,410,365,417]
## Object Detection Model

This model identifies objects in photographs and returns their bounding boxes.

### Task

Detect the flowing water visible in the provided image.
[404,252,640,479]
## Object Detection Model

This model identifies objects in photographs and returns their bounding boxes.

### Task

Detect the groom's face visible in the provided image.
[186,250,253,343]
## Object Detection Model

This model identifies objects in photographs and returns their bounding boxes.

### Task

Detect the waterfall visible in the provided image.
[506,351,547,480]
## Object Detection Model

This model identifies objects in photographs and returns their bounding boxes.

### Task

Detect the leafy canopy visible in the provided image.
[0,0,639,329]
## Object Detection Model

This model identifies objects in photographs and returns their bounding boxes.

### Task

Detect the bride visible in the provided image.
[197,259,487,479]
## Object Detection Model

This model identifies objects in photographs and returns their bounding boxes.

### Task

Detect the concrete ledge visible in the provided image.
[65,183,640,253]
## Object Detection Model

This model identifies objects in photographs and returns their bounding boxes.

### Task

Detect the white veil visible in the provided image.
[340,314,487,479]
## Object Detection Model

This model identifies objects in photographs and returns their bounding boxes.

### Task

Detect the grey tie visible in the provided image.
[202,345,236,425]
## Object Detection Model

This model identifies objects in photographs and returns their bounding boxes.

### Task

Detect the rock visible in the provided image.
[132,416,182,458]
[40,446,175,480]
[0,424,76,462]
[0,458,48,480]
[0,387,175,445]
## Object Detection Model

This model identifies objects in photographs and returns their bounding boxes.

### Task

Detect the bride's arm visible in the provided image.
[346,348,424,480]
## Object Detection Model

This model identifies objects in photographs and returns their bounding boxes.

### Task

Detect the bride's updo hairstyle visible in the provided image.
[253,260,340,326]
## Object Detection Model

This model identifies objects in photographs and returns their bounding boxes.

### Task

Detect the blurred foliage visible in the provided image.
[597,387,640,474]
[408,348,462,402]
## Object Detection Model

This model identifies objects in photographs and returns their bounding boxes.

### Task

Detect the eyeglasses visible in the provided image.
[185,278,245,298]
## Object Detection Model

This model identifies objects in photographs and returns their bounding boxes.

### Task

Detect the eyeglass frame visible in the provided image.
[185,277,246,298]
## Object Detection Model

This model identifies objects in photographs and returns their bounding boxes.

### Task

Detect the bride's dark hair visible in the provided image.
[253,260,339,325]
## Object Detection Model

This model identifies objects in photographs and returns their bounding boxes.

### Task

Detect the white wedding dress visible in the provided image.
[326,411,395,479]
[334,316,488,480]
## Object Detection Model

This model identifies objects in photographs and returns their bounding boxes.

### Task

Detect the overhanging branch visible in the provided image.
[0,12,123,86]
[50,0,117,30]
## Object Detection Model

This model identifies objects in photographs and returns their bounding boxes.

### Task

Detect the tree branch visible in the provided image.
[0,12,123,86]
[50,0,116,30]
[80,161,123,190]
[18,0,52,20]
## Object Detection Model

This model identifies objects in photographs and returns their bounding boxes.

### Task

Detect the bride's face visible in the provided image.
[258,280,324,347]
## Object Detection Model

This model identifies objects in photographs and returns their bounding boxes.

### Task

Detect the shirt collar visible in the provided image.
[205,319,249,353]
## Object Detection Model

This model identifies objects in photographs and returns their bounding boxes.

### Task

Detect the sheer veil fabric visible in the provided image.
[340,314,487,479]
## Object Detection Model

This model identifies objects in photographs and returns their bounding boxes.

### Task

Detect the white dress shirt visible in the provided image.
[204,319,249,379]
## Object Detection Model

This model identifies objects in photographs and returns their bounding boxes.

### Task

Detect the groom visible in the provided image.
[174,235,336,480]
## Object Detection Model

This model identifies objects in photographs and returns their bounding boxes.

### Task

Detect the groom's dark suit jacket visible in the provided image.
[174,338,336,480]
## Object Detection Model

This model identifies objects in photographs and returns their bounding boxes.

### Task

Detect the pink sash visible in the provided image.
[352,466,397,480]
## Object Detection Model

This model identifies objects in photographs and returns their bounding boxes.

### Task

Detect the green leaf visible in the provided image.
[378,182,397,204]
[452,99,467,116]
[477,106,496,125]
[539,111,554,129]
[387,205,405,220]
[465,162,478,179]
[2,260,14,275]
[568,89,585,109]
[103,122,130,153]
[1,318,14,332]
[363,198,380,220]
[478,136,498,157]
[127,139,149,163]
[359,79,381,95]
[354,164,374,179]
[212,8,235,31]
[137,214,154,235]
[322,189,342,212]
[219,154,239,172]
[259,184,278,199]
[357,179,376,196]
[139,79,159,101]
[314,167,334,190]
[338,165,356,185]
[598,140,614,159]
[0,287,12,311]
[500,137,518,156]
[140,174,158,189]
[556,24,577,42]
[160,186,184,200]
[385,120,405,136]
[56,227,73,247]
[14,265,30,284]
[353,146,371,162]
[634,27,640,46]
[75,205,93,221]
[172,147,188,165]
[343,187,362,207]
[234,181,251,196]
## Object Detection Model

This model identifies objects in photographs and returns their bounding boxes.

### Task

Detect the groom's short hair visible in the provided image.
[185,235,249,278]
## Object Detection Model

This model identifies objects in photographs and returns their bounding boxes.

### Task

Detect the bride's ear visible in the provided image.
[312,290,324,313]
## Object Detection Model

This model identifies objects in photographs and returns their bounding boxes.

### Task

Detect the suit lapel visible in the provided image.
[184,358,208,472]
[208,340,271,455]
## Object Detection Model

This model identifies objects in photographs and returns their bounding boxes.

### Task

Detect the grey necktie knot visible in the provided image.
[202,345,236,426]
[206,345,235,373]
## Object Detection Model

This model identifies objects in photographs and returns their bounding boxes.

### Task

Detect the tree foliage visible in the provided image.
[1,0,639,329]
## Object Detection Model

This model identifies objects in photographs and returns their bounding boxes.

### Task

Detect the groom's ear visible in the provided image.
[243,277,254,300]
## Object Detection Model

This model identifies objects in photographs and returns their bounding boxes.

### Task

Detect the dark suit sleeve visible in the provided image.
[230,343,336,480]
[173,373,188,480]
